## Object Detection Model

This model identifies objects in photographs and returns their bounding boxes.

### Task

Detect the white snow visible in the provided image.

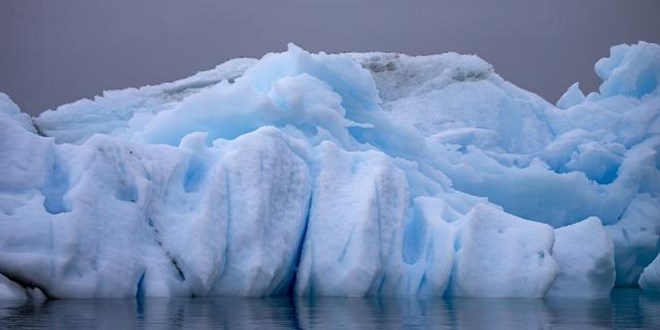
[0,41,658,299]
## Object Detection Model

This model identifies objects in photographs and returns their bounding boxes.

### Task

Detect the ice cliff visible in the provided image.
[1,42,659,300]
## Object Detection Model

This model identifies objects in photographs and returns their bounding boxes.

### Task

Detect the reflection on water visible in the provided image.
[1,289,658,329]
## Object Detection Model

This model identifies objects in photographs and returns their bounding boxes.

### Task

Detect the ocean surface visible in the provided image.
[1,289,658,329]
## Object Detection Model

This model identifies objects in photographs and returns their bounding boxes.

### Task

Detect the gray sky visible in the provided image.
[1,1,659,116]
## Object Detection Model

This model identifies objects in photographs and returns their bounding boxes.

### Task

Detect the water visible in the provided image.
[1,289,658,329]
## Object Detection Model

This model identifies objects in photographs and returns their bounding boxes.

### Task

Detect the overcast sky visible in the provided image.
[1,1,659,116]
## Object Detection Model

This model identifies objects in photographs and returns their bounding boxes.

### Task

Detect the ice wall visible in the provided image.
[1,42,658,300]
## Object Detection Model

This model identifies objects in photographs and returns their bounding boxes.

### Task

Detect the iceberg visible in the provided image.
[1,42,658,299]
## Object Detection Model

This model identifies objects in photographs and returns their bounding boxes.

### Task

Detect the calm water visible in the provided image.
[1,289,658,329]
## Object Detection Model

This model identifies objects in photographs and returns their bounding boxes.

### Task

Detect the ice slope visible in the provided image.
[1,42,659,300]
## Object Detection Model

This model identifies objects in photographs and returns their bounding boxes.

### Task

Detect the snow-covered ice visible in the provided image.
[1,42,658,299]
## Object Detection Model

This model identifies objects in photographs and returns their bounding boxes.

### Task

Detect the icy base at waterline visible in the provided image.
[1,289,659,329]
[1,42,659,300]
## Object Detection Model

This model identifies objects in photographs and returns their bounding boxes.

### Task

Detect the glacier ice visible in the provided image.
[0,273,27,302]
[449,204,557,298]
[639,254,659,293]
[547,217,615,298]
[0,42,659,300]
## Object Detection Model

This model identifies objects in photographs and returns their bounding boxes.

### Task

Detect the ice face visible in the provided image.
[1,41,658,300]
[294,143,409,297]
[547,217,615,298]
[605,194,660,286]
[449,204,557,298]
[639,254,660,293]
[0,273,27,302]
